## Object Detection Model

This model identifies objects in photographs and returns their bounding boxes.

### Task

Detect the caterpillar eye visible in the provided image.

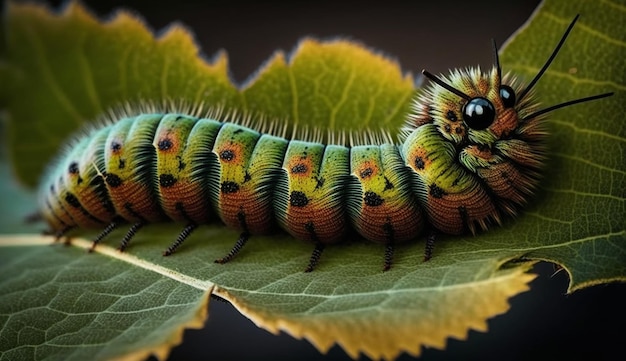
[463,97,495,130]
[500,85,516,108]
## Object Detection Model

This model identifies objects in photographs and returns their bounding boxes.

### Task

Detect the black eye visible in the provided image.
[500,85,516,108]
[462,97,495,130]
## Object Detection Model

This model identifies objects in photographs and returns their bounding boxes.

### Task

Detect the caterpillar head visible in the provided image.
[401,15,612,234]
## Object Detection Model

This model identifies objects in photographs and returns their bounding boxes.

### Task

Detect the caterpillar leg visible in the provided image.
[44,225,74,241]
[25,211,43,224]
[383,243,394,272]
[214,231,250,264]
[117,222,144,252]
[215,211,251,264]
[43,226,74,245]
[304,242,325,273]
[424,230,436,261]
[88,221,119,252]
[163,222,198,256]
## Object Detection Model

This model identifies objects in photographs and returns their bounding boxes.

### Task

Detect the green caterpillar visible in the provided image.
[38,16,612,271]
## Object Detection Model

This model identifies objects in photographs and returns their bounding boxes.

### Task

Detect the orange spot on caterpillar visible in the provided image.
[357,160,379,179]
[408,147,431,172]
[287,156,313,178]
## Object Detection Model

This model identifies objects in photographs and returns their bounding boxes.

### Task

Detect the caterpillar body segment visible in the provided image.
[402,123,500,235]
[212,123,288,235]
[275,142,350,245]
[153,114,221,225]
[347,144,425,245]
[102,115,165,223]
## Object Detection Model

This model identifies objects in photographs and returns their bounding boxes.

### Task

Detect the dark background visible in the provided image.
[30,0,626,360]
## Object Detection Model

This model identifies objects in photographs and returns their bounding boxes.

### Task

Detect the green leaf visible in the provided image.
[499,0,626,289]
[0,0,624,360]
[0,242,210,361]
[1,2,241,188]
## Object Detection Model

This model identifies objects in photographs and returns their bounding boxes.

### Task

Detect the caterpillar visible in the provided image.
[37,16,612,272]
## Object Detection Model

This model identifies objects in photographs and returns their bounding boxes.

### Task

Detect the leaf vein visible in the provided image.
[78,33,103,115]
[601,0,626,12]
[328,65,357,130]
[526,211,574,224]
[552,119,626,142]
[508,65,626,91]
[383,88,414,134]
[218,270,525,300]
[288,65,299,124]
[0,236,215,291]
[119,45,132,101]
[161,53,170,100]
[455,231,625,256]
[21,21,83,126]
[543,187,625,202]
[553,152,626,175]
[544,11,626,47]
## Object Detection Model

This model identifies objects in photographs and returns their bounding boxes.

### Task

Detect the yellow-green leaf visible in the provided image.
[242,38,414,135]
[1,2,240,188]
